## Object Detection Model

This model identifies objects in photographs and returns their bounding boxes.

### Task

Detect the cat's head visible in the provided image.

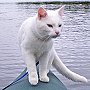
[35,6,64,40]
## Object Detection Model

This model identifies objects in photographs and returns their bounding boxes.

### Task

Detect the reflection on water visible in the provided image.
[0,2,90,90]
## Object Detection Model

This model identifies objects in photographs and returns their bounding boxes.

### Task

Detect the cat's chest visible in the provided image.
[30,40,53,57]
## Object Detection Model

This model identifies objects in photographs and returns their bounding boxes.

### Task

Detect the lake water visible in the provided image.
[0,2,90,90]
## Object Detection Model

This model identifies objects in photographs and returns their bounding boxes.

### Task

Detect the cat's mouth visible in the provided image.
[51,34,60,38]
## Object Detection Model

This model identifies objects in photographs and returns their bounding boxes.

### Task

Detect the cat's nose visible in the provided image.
[55,31,59,35]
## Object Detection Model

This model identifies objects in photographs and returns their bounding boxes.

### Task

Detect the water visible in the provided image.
[0,2,90,90]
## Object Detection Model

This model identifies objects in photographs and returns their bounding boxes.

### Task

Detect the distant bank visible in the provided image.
[0,0,90,3]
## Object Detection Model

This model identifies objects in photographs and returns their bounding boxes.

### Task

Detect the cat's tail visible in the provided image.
[52,50,88,83]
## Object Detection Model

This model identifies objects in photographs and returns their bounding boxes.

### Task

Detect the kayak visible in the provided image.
[3,68,67,90]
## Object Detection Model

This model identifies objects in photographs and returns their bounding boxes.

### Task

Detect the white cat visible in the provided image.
[18,6,87,85]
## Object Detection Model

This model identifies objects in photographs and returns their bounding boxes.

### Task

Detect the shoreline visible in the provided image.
[17,1,90,5]
[0,1,90,4]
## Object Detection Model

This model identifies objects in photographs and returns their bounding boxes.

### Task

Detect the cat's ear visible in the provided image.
[38,7,47,20]
[57,5,65,16]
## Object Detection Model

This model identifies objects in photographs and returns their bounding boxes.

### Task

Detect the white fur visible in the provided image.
[18,7,87,85]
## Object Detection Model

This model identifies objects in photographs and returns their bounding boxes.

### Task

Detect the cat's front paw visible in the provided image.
[30,77,38,85]
[40,76,49,82]
[28,73,38,85]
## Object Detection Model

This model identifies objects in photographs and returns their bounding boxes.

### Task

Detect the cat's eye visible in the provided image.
[59,24,62,27]
[47,24,53,28]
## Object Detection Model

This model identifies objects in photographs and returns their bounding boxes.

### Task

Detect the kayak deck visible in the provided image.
[5,68,67,90]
